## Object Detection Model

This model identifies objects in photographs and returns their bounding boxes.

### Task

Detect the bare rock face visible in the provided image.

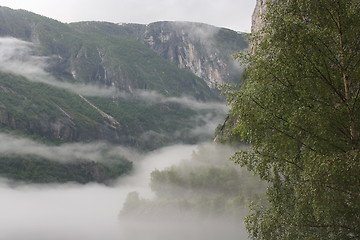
[250,0,278,51]
[141,22,248,88]
[251,0,277,33]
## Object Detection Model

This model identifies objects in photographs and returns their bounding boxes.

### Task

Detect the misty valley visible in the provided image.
[2,1,357,239]
[0,5,265,240]
[1,143,265,240]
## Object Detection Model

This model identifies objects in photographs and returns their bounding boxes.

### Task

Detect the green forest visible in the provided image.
[221,0,360,239]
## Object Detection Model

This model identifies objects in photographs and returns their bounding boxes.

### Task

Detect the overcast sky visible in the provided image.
[0,0,256,32]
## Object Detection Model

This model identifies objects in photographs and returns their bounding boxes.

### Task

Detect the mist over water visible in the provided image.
[2,144,243,240]
[0,37,249,240]
[0,182,123,240]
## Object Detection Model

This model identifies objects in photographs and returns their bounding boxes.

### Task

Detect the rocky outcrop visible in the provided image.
[140,22,248,88]
[76,21,248,89]
[215,0,277,143]
[252,0,277,33]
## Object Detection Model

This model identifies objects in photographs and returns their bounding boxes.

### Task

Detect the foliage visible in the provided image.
[0,72,105,141]
[225,0,360,239]
[0,154,132,184]
[0,70,223,150]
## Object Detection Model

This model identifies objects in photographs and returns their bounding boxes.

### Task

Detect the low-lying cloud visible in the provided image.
[0,133,140,163]
[0,37,227,112]
[117,143,259,240]
[0,37,119,97]
[0,37,48,78]
[134,89,228,111]
[0,144,212,240]
[0,143,253,240]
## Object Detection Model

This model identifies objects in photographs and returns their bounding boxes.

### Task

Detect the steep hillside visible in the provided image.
[0,6,246,183]
[141,21,247,88]
[0,6,226,145]
[0,71,210,148]
[0,7,216,100]
[71,21,248,88]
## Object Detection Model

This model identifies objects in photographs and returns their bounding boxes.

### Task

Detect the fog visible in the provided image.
[119,143,255,240]
[134,89,228,111]
[0,143,252,240]
[0,37,121,98]
[0,36,250,239]
[0,37,226,112]
[0,133,141,163]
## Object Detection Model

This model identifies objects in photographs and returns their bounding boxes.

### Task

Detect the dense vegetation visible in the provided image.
[0,70,222,149]
[120,143,265,218]
[0,6,231,149]
[223,0,360,239]
[0,154,132,184]
[0,6,244,183]
[0,72,103,140]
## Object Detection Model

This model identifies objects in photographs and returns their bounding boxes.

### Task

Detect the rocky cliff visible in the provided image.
[0,6,247,150]
[215,0,276,143]
[0,6,249,183]
[251,0,276,33]
[140,22,247,88]
[70,21,248,89]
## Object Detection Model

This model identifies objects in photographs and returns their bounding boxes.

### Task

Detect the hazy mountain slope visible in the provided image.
[68,22,218,100]
[0,72,123,143]
[0,6,245,183]
[70,21,248,88]
[141,21,248,88]
[0,6,224,145]
[0,71,211,148]
[0,7,217,100]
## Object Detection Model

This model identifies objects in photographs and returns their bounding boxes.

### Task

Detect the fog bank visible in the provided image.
[0,133,139,163]
[0,143,252,240]
[0,37,120,97]
[0,36,248,239]
[0,144,199,240]
[0,37,227,111]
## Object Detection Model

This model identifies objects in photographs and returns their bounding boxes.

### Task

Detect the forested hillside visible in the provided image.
[0,6,247,183]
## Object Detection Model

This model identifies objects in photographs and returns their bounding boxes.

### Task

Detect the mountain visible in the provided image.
[76,21,248,88]
[0,6,247,183]
[0,9,215,98]
[0,7,247,92]
[142,21,247,88]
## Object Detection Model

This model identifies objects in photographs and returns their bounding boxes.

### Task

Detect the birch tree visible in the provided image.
[227,0,360,239]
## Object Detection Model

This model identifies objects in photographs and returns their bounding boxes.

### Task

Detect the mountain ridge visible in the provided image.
[0,6,246,183]
[70,20,247,88]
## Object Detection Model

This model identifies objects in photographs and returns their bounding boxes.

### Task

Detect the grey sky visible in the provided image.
[0,0,256,32]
